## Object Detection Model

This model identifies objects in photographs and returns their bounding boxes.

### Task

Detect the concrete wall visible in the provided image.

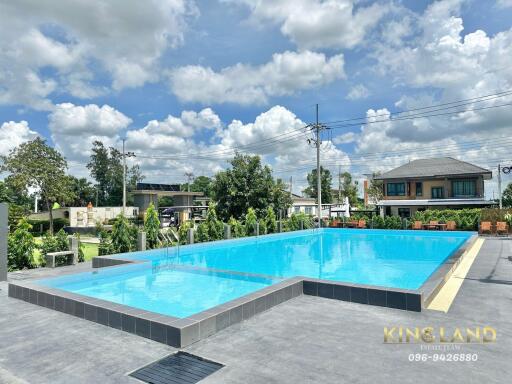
[0,203,7,281]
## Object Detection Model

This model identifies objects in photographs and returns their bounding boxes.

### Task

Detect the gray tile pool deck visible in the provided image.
[1,238,511,384]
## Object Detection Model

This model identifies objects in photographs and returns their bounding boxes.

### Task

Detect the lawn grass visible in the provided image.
[81,242,99,261]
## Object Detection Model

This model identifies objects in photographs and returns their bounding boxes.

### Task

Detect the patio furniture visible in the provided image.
[412,221,422,230]
[45,251,77,268]
[330,220,340,228]
[496,221,508,236]
[423,221,439,230]
[357,219,366,229]
[446,221,457,231]
[479,221,492,235]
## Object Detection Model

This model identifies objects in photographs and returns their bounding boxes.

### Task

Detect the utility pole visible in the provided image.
[307,104,327,227]
[122,139,136,214]
[185,172,194,192]
[498,163,502,209]
[289,176,293,196]
[338,164,342,204]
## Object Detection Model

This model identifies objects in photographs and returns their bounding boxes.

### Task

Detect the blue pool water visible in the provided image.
[37,228,473,318]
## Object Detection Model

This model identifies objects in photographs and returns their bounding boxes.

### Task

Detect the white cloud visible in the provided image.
[346,84,370,100]
[49,103,132,137]
[0,0,197,109]
[0,121,38,156]
[168,50,345,105]
[332,132,357,144]
[229,0,388,49]
[47,103,132,178]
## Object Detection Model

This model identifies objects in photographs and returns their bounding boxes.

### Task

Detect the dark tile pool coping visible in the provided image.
[8,231,479,347]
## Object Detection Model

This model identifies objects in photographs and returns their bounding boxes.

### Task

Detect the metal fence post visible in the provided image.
[255,222,259,236]
[277,220,282,233]
[0,203,7,281]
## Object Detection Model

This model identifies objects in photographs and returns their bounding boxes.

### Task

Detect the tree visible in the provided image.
[7,218,36,271]
[40,229,69,267]
[339,172,359,206]
[144,203,161,249]
[181,176,213,198]
[304,166,333,204]
[68,176,97,207]
[1,138,75,234]
[111,214,136,253]
[503,182,512,208]
[366,173,384,206]
[212,154,292,221]
[87,141,144,206]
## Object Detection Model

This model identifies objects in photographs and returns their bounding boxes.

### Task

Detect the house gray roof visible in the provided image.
[374,157,492,180]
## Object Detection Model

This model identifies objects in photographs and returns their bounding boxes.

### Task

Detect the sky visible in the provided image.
[0,0,512,197]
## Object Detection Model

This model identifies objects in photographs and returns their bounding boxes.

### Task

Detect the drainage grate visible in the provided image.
[130,352,224,384]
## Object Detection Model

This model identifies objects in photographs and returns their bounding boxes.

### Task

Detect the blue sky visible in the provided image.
[0,0,511,195]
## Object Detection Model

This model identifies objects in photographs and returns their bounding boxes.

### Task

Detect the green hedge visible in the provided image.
[26,218,69,234]
[411,209,481,231]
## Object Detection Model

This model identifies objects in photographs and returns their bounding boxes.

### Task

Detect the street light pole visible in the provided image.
[498,163,502,209]
[122,138,126,214]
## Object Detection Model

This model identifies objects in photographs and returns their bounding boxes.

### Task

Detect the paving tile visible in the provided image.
[387,291,406,310]
[333,285,350,301]
[368,289,387,307]
[350,287,368,304]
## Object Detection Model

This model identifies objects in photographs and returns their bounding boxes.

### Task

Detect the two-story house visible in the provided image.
[373,157,494,218]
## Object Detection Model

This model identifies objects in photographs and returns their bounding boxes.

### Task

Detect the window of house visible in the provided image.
[452,179,476,197]
[386,182,406,196]
[305,206,312,215]
[415,182,423,196]
[294,206,300,213]
[398,208,411,218]
[431,187,444,199]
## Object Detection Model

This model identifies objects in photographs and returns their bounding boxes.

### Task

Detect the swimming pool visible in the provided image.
[36,228,473,318]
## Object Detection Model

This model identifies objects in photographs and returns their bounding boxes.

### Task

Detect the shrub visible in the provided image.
[97,225,114,256]
[412,209,481,230]
[111,214,136,253]
[39,229,70,266]
[177,221,193,245]
[371,215,385,229]
[264,207,277,234]
[74,233,85,262]
[245,208,258,236]
[228,217,246,238]
[144,203,161,249]
[7,218,36,271]
[286,212,313,231]
[204,204,224,241]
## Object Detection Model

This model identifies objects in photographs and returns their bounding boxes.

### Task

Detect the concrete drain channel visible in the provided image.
[129,352,224,384]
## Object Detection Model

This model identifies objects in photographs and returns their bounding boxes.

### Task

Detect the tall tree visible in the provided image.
[503,182,512,208]
[211,154,292,221]
[87,141,144,206]
[68,176,97,207]
[366,173,384,206]
[304,166,333,204]
[1,138,75,234]
[182,176,213,198]
[339,172,359,206]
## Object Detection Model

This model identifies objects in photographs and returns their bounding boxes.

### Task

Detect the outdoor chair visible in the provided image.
[496,221,508,236]
[479,221,492,235]
[412,221,422,230]
[357,219,366,229]
[446,221,457,231]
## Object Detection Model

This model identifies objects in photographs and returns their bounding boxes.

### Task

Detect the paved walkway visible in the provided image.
[0,239,510,384]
